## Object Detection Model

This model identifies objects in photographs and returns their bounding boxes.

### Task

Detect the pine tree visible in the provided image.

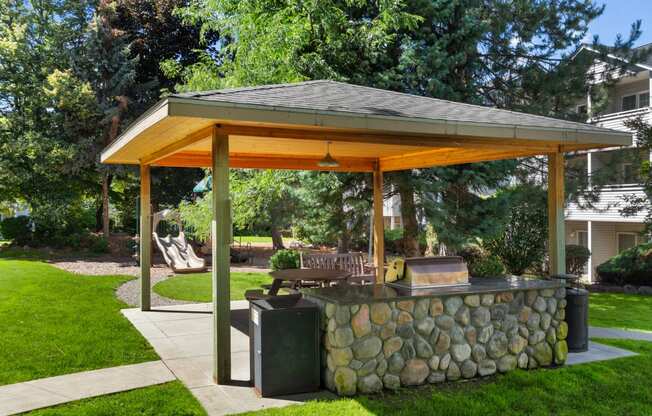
[72,0,142,237]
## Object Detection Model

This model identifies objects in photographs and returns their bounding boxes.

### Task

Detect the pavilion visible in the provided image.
[100,80,631,385]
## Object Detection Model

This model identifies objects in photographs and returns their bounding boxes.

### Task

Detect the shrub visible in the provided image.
[596,242,652,286]
[0,216,32,245]
[459,244,505,277]
[566,244,591,275]
[89,236,110,254]
[485,185,547,276]
[472,255,506,278]
[269,249,300,270]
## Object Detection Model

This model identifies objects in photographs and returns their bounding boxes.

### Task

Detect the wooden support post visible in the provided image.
[212,128,231,384]
[373,166,385,283]
[139,164,151,311]
[548,152,566,275]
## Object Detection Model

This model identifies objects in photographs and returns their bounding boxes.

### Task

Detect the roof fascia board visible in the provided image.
[167,97,631,146]
[100,99,170,163]
[580,45,652,71]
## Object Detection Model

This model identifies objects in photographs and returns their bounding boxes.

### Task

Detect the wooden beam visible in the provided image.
[154,151,376,172]
[212,129,231,384]
[373,166,385,283]
[216,124,561,151]
[379,148,542,171]
[548,152,566,275]
[139,164,151,311]
[141,126,213,165]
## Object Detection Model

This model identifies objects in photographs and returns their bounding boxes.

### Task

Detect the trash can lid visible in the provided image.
[252,295,316,310]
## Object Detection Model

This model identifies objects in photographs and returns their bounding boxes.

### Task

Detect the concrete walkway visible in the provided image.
[590,326,652,342]
[121,302,335,416]
[0,361,175,416]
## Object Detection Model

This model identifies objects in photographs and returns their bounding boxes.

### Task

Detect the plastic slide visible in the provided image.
[152,209,207,273]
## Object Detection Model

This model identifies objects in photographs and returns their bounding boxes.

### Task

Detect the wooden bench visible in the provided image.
[300,252,376,284]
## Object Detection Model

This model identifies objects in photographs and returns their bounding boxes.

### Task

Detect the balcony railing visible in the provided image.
[590,106,651,124]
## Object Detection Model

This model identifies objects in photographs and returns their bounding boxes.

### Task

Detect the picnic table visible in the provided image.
[267,268,352,295]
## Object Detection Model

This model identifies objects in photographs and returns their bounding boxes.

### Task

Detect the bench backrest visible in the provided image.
[301,252,368,276]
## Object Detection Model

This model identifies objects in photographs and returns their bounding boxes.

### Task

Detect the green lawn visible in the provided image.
[0,259,158,385]
[243,339,652,416]
[232,235,296,244]
[26,381,206,416]
[153,271,273,302]
[589,292,652,332]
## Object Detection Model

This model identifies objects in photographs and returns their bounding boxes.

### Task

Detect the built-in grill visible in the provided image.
[387,256,469,289]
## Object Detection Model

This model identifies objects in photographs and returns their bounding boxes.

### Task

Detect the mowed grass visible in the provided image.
[0,260,158,385]
[242,339,652,416]
[26,381,206,416]
[232,235,296,244]
[589,292,652,331]
[153,271,273,302]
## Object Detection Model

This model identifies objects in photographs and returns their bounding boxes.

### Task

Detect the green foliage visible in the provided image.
[179,191,213,243]
[89,236,110,254]
[269,249,300,271]
[566,244,591,276]
[458,244,505,278]
[0,217,32,245]
[622,117,652,233]
[597,242,652,286]
[486,185,548,276]
[294,172,370,252]
[471,256,506,278]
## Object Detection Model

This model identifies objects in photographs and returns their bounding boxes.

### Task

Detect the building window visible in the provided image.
[621,162,636,183]
[577,230,588,248]
[621,92,649,111]
[617,232,637,253]
[622,94,637,111]
[577,104,587,116]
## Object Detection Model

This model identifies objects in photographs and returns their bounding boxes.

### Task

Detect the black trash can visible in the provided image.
[566,287,589,352]
[249,295,320,397]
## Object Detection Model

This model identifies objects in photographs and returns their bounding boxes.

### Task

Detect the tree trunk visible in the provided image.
[398,181,420,257]
[101,173,113,237]
[337,232,351,254]
[271,226,285,250]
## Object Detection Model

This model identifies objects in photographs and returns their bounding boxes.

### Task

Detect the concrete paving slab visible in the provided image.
[123,302,334,416]
[590,326,652,342]
[0,361,175,416]
[566,341,637,366]
[0,383,71,416]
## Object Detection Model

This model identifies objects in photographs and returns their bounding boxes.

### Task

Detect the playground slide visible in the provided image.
[152,209,207,273]
[153,231,207,273]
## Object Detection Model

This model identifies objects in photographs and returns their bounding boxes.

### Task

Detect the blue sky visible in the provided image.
[587,0,652,46]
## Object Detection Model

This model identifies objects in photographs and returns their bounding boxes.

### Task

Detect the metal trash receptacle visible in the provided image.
[249,295,320,397]
[566,287,589,352]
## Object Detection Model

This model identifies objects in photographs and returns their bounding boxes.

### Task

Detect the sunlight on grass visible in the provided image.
[153,271,273,302]
[241,339,652,416]
[26,381,206,416]
[0,260,157,386]
[590,293,652,331]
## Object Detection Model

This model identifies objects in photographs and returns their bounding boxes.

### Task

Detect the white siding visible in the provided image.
[592,107,652,135]
[565,220,647,278]
[566,186,648,222]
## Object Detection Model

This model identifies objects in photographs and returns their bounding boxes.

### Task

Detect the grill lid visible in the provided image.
[389,256,469,289]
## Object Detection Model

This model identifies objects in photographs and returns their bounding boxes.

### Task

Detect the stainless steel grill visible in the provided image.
[388,256,469,289]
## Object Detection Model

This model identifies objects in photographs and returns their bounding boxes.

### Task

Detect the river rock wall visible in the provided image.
[308,288,568,395]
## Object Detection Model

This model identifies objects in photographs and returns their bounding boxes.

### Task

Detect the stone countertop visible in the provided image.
[302,277,563,305]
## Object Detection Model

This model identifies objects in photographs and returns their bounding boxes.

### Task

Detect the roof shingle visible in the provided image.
[172,80,616,134]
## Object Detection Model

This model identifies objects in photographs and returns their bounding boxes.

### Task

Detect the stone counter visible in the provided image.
[303,278,568,395]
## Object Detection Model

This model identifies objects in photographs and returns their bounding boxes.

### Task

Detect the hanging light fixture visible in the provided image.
[317,141,340,168]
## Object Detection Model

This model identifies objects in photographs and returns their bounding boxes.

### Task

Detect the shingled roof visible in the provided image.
[173,80,616,134]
